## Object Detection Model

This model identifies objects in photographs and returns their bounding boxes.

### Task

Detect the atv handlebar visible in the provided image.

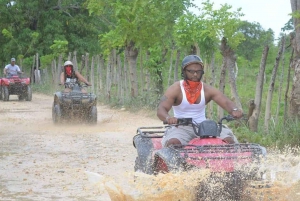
[59,82,91,88]
[163,115,237,137]
[164,115,236,126]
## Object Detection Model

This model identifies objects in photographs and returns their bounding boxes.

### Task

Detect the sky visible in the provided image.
[192,0,292,39]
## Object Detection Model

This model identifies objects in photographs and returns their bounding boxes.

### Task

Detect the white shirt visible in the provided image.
[4,64,21,76]
[173,80,206,123]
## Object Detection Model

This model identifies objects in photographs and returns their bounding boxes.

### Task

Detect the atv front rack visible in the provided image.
[136,126,166,138]
[61,92,95,104]
[172,143,263,172]
[175,143,263,159]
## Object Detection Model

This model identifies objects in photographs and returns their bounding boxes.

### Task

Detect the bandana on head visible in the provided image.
[65,66,72,76]
[183,80,202,104]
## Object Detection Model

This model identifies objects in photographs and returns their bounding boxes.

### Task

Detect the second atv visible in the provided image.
[0,73,32,101]
[52,81,97,124]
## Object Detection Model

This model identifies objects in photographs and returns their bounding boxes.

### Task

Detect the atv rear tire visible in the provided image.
[25,86,32,101]
[2,86,9,101]
[52,103,62,124]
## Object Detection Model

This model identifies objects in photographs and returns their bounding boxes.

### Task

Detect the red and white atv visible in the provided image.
[0,73,32,101]
[133,115,267,200]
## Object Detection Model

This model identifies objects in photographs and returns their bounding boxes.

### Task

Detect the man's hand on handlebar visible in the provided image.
[164,116,178,125]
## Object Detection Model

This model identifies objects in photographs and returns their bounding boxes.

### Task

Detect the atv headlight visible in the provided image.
[64,98,72,103]
[81,99,90,104]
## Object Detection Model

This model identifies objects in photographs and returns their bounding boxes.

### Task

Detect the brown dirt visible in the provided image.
[0,93,161,201]
[2,93,300,201]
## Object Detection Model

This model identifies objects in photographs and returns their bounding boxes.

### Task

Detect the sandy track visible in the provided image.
[0,93,160,201]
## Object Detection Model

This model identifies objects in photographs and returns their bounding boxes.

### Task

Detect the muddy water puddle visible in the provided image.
[86,148,300,201]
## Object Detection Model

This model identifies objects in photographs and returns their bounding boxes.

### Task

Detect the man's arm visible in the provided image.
[75,71,90,85]
[204,84,243,118]
[16,65,23,73]
[157,83,178,122]
[60,72,65,84]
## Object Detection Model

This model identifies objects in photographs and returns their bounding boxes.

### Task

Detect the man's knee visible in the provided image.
[165,138,181,147]
[223,137,235,144]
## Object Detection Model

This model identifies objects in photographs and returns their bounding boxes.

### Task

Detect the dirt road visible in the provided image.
[0,93,161,201]
[2,93,300,201]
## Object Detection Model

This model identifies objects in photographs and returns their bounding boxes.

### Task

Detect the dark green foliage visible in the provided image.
[236,21,274,61]
[0,0,102,64]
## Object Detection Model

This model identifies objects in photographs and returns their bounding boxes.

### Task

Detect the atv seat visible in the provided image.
[196,120,220,138]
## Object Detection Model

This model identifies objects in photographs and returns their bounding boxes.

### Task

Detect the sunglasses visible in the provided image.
[185,69,204,74]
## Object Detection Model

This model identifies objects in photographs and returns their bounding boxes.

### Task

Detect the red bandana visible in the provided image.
[183,80,202,104]
[65,66,72,76]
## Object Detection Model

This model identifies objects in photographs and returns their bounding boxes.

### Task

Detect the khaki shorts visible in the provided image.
[161,124,238,147]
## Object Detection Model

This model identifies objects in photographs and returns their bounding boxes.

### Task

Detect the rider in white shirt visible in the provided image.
[3,58,22,77]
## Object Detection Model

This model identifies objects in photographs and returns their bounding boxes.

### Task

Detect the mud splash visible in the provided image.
[86,147,300,201]
[86,170,209,201]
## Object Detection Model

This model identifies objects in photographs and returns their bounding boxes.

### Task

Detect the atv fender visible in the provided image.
[153,148,184,174]
[133,134,156,174]
[53,92,63,104]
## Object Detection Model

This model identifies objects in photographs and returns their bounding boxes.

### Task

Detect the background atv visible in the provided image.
[133,116,267,200]
[52,82,97,124]
[0,73,32,101]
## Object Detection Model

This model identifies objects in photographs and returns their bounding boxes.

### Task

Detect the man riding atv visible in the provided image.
[3,58,23,77]
[157,54,243,146]
[60,61,91,93]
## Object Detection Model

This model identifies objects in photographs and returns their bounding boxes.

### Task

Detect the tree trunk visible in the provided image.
[219,37,242,118]
[248,45,269,132]
[85,53,90,81]
[154,48,168,98]
[117,54,123,104]
[208,51,216,119]
[90,56,95,94]
[275,35,286,125]
[144,53,150,104]
[167,49,174,86]
[289,0,300,118]
[139,49,144,95]
[174,50,180,81]
[72,51,78,71]
[31,55,35,84]
[80,55,85,74]
[218,61,226,119]
[106,53,112,100]
[284,48,294,123]
[264,37,285,132]
[125,40,139,97]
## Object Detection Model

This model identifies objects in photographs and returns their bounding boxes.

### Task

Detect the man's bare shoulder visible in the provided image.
[166,81,181,93]
[203,82,222,101]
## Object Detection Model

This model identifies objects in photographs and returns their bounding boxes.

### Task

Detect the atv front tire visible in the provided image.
[88,106,97,124]
[52,103,62,124]
[2,86,9,101]
[25,85,32,101]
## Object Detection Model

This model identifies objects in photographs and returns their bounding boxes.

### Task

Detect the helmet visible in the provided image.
[64,61,73,66]
[181,55,203,70]
[63,61,73,76]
